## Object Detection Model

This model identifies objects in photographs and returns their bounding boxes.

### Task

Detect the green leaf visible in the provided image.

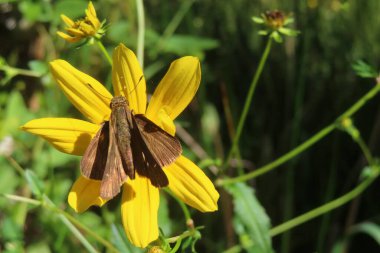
[107,21,134,45]
[144,60,165,80]
[28,60,48,76]
[26,242,51,253]
[332,222,380,253]
[352,60,378,78]
[225,183,274,253]
[278,27,300,37]
[19,1,42,22]
[0,91,34,138]
[0,158,19,196]
[284,17,294,25]
[54,0,88,22]
[24,169,45,197]
[18,0,53,22]
[198,158,222,169]
[258,30,269,36]
[111,224,143,253]
[252,17,264,24]
[162,35,219,59]
[352,222,380,246]
[158,194,173,236]
[351,222,380,244]
[271,31,283,43]
[201,103,220,154]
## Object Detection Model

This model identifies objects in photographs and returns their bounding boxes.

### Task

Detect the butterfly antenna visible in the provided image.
[87,83,113,100]
[127,75,144,95]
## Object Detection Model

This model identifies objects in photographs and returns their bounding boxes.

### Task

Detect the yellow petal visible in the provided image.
[65,28,86,37]
[21,118,99,155]
[112,44,147,114]
[68,176,108,213]
[152,108,176,136]
[56,31,82,43]
[146,56,201,122]
[86,3,100,29]
[165,156,219,212]
[87,13,100,29]
[50,60,112,124]
[60,14,74,27]
[121,174,159,248]
[87,1,97,18]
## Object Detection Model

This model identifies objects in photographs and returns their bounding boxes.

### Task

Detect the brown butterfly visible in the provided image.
[80,95,182,199]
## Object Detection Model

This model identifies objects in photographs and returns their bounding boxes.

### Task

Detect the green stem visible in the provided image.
[154,0,195,55]
[355,135,374,165]
[224,38,272,167]
[269,172,378,237]
[5,157,118,252]
[166,230,194,244]
[219,124,335,185]
[218,84,380,186]
[165,189,191,221]
[97,41,112,66]
[339,85,380,119]
[49,203,119,252]
[51,203,99,253]
[0,66,42,78]
[167,228,201,252]
[4,194,41,205]
[6,156,25,175]
[135,0,145,67]
[222,245,243,253]
[169,236,183,253]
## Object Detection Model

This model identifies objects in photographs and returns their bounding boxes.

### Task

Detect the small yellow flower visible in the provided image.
[57,1,104,43]
[21,44,219,248]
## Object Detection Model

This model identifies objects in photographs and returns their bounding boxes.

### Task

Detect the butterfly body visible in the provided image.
[81,95,182,199]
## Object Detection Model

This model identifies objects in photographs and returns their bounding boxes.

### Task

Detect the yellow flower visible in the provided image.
[21,44,219,248]
[57,1,104,43]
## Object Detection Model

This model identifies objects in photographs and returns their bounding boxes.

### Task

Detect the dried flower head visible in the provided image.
[263,10,286,29]
[252,10,299,43]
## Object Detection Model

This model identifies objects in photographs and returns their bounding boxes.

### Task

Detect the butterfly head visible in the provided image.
[110,95,129,109]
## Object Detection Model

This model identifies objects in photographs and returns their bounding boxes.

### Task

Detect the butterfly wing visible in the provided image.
[133,114,182,167]
[100,112,128,199]
[130,114,182,187]
[81,122,109,180]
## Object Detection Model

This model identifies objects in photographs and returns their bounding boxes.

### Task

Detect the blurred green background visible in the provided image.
[1,0,380,252]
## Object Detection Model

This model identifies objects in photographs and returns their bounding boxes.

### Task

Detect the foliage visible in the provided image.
[1,0,380,252]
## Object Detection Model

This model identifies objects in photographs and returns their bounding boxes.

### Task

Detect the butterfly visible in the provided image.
[80,95,182,199]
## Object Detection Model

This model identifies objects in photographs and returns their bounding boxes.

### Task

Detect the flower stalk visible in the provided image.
[97,40,112,66]
[270,169,379,237]
[219,82,380,186]
[136,0,145,67]
[224,37,272,168]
